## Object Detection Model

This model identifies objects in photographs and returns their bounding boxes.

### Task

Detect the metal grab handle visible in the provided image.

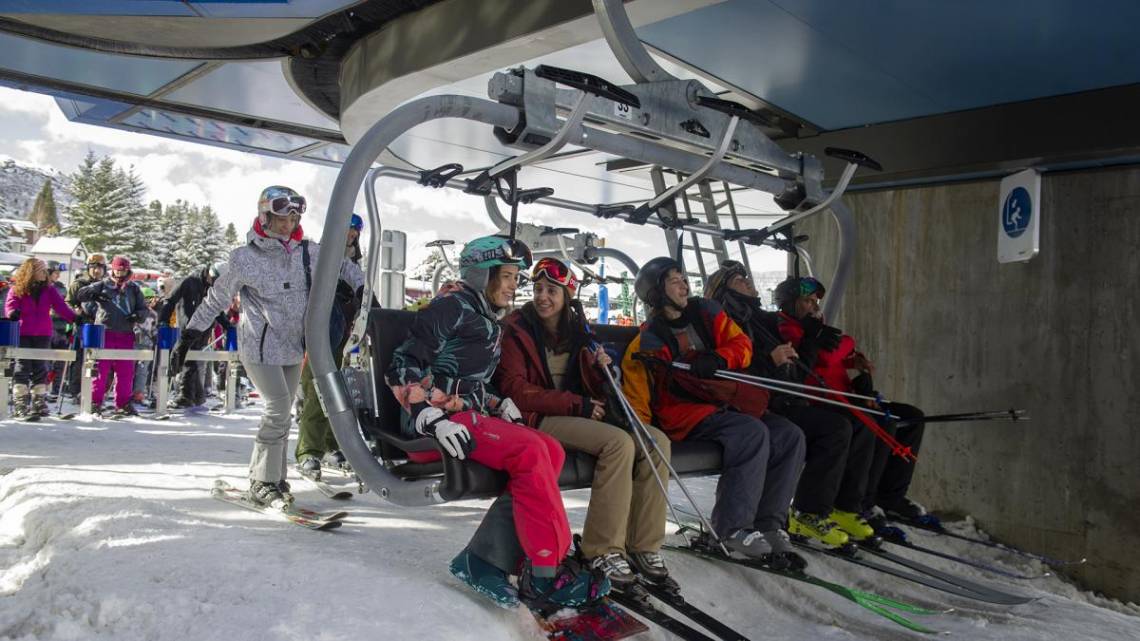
[644,115,740,214]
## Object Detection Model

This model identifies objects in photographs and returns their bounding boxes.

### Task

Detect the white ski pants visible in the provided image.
[243,361,303,483]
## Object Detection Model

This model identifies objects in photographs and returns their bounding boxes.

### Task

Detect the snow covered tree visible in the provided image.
[198,205,228,266]
[114,166,154,266]
[409,249,454,285]
[223,222,239,250]
[28,179,60,236]
[66,152,145,258]
[144,200,170,268]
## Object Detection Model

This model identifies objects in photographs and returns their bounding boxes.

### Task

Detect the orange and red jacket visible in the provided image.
[777,312,858,394]
[621,298,753,440]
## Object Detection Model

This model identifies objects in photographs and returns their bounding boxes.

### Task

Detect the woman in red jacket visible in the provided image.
[494,257,673,589]
[4,258,76,418]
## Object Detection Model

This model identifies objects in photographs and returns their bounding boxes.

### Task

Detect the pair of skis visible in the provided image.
[211,479,347,531]
[297,464,365,500]
[610,580,753,641]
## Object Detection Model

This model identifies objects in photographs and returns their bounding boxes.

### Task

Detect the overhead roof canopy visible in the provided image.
[1,0,1138,196]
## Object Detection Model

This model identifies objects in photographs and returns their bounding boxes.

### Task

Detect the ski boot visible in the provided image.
[249,480,291,508]
[829,509,877,541]
[112,404,140,419]
[519,557,611,613]
[11,384,30,420]
[720,528,806,571]
[322,450,352,474]
[276,480,295,504]
[587,552,637,589]
[880,497,941,528]
[789,509,850,547]
[30,384,49,418]
[449,548,519,608]
[628,550,679,592]
[297,456,321,480]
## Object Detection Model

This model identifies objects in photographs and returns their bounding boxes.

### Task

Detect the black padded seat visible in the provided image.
[366,308,723,501]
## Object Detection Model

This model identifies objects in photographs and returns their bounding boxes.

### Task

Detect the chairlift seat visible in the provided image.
[366,308,723,501]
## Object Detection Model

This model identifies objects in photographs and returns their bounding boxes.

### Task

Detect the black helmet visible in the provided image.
[773,276,826,313]
[635,256,682,309]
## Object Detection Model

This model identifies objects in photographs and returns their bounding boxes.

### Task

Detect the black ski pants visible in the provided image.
[862,402,925,511]
[13,335,51,386]
[781,404,875,515]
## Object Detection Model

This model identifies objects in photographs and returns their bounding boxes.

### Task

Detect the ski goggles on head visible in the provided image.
[500,238,533,268]
[531,257,578,294]
[798,276,825,298]
[266,195,307,217]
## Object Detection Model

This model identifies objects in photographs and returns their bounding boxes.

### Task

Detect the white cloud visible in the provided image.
[0,85,789,279]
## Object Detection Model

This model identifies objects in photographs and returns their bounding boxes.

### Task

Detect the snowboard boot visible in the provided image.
[449,548,520,609]
[519,557,611,613]
[31,384,49,418]
[249,480,290,508]
[587,552,637,589]
[297,456,321,480]
[830,509,876,541]
[628,550,679,592]
[11,384,30,419]
[789,509,850,547]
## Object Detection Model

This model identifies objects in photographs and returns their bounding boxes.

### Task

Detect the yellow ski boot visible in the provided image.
[788,510,849,547]
[829,509,876,541]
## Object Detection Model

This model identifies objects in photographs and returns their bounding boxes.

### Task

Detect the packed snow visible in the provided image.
[1,406,1138,641]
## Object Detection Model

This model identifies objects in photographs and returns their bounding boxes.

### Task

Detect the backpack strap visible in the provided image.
[301,239,312,293]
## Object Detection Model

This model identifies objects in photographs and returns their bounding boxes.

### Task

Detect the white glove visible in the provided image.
[414,406,475,460]
[497,397,523,423]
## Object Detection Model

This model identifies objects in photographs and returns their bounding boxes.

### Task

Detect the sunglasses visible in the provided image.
[532,258,578,293]
[267,196,307,217]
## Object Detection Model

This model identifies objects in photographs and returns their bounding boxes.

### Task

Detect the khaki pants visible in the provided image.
[539,416,671,558]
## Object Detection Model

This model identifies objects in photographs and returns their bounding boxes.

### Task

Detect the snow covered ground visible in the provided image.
[1,405,1138,641]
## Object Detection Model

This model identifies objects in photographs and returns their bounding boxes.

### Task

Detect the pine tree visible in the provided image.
[28,179,60,235]
[223,222,239,250]
[198,205,228,266]
[145,200,167,268]
[172,203,206,275]
[160,200,192,273]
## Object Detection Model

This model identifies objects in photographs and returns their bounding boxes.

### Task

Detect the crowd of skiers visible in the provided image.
[3,184,931,617]
[3,253,240,419]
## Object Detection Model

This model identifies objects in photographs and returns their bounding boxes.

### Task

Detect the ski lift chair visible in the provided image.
[365,308,724,502]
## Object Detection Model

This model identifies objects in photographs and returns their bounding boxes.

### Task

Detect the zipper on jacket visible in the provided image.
[259,323,269,362]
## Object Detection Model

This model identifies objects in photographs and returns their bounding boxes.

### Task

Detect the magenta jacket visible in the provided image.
[4,285,76,337]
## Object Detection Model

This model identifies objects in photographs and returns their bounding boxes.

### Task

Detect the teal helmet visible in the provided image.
[458,235,532,290]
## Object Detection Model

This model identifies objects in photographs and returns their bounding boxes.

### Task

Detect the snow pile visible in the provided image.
[1,408,1138,641]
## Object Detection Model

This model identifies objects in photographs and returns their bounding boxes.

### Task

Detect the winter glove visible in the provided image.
[690,351,726,379]
[851,372,875,397]
[496,397,524,423]
[414,405,475,460]
[127,311,143,324]
[799,315,842,351]
[6,310,18,322]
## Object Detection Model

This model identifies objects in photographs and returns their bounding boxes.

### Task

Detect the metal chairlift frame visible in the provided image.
[309,0,869,506]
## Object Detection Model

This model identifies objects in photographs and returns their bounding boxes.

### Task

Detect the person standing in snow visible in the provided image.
[4,258,76,418]
[174,186,348,508]
[387,235,610,611]
[77,255,147,417]
[160,263,227,409]
[63,254,106,400]
[294,213,366,477]
[47,261,71,399]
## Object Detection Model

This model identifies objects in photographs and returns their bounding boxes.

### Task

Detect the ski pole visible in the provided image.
[599,362,730,556]
[741,320,917,461]
[893,409,1029,428]
[706,368,888,404]
[56,330,78,416]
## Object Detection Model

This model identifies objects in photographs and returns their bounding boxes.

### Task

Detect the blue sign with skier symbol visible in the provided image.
[1002,187,1032,238]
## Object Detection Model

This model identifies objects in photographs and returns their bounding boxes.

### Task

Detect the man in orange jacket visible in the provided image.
[622,257,806,568]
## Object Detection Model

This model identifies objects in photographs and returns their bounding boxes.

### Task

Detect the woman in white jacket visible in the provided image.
[178,185,329,506]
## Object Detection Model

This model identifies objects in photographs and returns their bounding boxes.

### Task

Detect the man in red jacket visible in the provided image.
[622,257,805,568]
[774,276,929,525]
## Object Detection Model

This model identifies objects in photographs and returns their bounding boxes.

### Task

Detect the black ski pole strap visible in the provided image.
[301,239,312,293]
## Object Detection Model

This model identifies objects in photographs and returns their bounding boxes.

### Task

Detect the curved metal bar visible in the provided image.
[645,115,740,211]
[586,246,640,277]
[592,0,677,84]
[765,162,857,235]
[483,195,511,232]
[309,96,520,507]
[485,93,592,178]
[823,199,856,321]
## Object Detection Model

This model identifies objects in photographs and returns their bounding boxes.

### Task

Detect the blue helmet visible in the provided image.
[349,213,364,232]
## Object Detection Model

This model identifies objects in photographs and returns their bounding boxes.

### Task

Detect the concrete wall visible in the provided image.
[798,165,1140,603]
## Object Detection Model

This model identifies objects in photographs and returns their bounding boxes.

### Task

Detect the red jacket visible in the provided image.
[777,312,858,393]
[493,308,604,428]
[622,298,753,440]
